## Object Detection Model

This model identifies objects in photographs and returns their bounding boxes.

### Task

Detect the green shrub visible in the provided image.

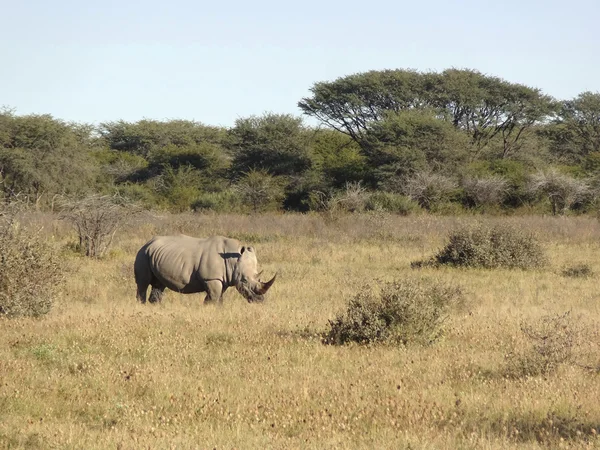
[323,279,463,346]
[415,224,546,269]
[192,190,242,213]
[365,192,421,215]
[0,215,64,318]
[234,169,286,213]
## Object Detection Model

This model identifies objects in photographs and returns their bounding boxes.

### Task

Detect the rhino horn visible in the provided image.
[255,272,277,295]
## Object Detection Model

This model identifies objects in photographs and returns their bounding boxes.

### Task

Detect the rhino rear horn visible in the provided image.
[255,272,277,295]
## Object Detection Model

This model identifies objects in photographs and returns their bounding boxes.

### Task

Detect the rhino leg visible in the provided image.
[136,283,149,303]
[134,265,150,303]
[148,280,165,303]
[204,280,224,304]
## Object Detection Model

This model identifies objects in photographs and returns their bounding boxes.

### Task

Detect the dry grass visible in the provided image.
[1,212,600,449]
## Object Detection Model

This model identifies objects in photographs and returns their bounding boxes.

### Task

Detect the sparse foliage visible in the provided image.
[59,194,138,258]
[462,175,509,209]
[527,170,590,215]
[505,312,579,378]
[330,182,370,213]
[403,172,457,209]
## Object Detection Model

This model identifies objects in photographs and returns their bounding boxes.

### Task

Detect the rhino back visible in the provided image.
[146,235,242,291]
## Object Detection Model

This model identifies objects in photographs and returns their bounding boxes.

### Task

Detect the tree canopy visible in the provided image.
[1,67,598,215]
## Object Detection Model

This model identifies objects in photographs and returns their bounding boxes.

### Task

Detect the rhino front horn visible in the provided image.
[255,273,277,295]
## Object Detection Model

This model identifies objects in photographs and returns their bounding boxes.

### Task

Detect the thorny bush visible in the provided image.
[0,207,64,318]
[413,224,547,270]
[324,278,463,346]
[504,311,580,378]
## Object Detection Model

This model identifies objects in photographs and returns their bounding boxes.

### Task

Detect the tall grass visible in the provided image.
[0,211,599,449]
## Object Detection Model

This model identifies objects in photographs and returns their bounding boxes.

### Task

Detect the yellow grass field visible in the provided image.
[1,212,599,449]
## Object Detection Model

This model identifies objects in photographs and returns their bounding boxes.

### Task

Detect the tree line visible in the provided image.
[1,68,599,215]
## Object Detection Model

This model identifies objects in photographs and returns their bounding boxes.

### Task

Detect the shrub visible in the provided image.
[505,312,579,378]
[0,210,64,318]
[309,182,371,218]
[234,169,285,213]
[59,194,138,258]
[192,189,242,213]
[462,175,509,209]
[403,171,457,210]
[526,170,590,215]
[329,181,370,213]
[561,263,594,278]
[415,224,547,269]
[365,192,421,215]
[323,279,463,346]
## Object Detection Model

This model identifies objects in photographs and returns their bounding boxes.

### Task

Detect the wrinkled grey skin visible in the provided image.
[134,235,276,304]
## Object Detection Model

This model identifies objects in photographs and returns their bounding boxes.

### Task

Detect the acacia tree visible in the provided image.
[546,92,600,163]
[299,68,555,159]
[435,69,556,158]
[298,69,432,144]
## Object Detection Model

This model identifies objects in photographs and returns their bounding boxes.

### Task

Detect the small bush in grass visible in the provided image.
[505,312,579,378]
[0,214,64,318]
[413,224,547,269]
[323,279,463,346]
[561,263,594,278]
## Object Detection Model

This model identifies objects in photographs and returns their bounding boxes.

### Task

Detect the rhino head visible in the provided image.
[232,246,276,302]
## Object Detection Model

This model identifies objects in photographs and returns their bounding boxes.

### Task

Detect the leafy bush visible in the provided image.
[0,211,64,317]
[505,312,579,378]
[323,279,463,346]
[365,192,421,215]
[192,189,242,213]
[234,169,285,213]
[415,224,547,269]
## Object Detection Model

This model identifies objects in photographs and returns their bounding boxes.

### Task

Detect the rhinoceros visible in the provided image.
[134,235,276,304]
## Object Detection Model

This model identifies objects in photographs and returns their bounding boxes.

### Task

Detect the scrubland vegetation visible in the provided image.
[2,65,600,448]
[1,211,599,449]
[2,68,600,217]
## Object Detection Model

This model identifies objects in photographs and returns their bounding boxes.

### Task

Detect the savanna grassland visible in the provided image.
[1,212,600,449]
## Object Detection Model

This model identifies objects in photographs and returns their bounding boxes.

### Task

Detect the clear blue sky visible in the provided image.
[2,0,598,127]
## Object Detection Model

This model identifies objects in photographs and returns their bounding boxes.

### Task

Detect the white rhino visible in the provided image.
[134,235,276,304]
